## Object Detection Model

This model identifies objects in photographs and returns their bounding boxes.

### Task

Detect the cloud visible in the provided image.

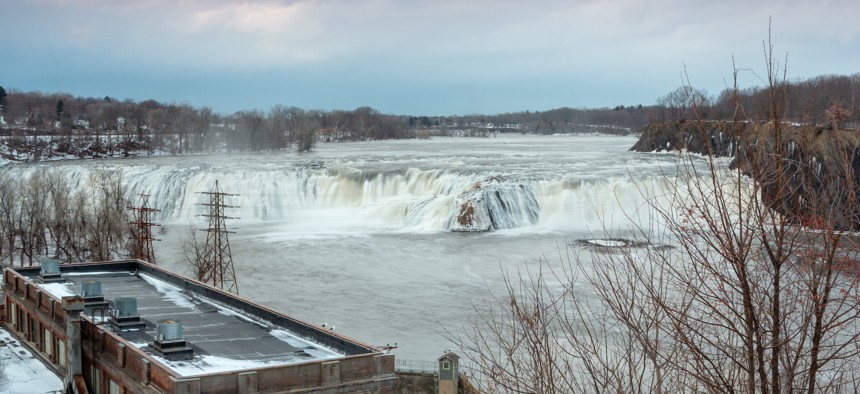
[16,0,856,70]
[188,2,309,35]
[4,0,859,114]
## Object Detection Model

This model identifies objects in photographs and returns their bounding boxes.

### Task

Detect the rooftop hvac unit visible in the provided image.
[80,280,109,310]
[38,258,63,283]
[114,297,138,318]
[152,319,193,360]
[156,320,184,341]
[110,297,146,332]
[81,280,102,297]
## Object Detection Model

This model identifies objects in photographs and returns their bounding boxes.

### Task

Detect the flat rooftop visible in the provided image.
[22,262,368,377]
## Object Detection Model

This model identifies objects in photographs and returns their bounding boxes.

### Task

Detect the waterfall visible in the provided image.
[1,158,672,233]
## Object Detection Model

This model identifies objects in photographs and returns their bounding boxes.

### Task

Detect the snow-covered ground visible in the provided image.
[0,135,168,167]
[0,328,64,394]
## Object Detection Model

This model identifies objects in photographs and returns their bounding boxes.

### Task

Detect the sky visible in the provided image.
[2,0,859,116]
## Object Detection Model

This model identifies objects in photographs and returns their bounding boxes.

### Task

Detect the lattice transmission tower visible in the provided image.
[199,180,240,294]
[128,194,160,264]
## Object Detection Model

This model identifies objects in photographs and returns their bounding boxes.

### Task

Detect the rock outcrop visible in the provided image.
[629,121,742,157]
[448,177,540,232]
[631,121,860,229]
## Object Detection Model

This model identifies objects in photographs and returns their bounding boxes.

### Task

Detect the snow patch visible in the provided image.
[39,282,76,298]
[587,239,628,247]
[195,297,269,329]
[270,329,342,360]
[139,273,198,311]
[63,271,129,277]
[148,354,286,376]
[0,328,64,393]
[146,349,341,377]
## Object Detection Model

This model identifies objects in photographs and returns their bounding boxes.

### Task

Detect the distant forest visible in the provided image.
[0,73,857,158]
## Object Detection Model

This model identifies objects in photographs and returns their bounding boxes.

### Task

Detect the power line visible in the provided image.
[128,194,160,264]
[198,180,240,294]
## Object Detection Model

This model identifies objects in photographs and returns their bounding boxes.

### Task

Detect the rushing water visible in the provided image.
[4,134,690,362]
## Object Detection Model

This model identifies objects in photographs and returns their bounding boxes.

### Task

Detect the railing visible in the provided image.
[394,358,437,373]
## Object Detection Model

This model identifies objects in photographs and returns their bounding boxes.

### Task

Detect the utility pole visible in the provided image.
[128,194,160,264]
[199,180,239,294]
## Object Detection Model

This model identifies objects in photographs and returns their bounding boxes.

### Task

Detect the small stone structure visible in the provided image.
[437,351,460,394]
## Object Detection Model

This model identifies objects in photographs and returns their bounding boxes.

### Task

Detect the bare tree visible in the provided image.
[82,170,130,262]
[182,225,207,280]
[453,31,860,394]
[825,103,852,130]
[287,107,319,152]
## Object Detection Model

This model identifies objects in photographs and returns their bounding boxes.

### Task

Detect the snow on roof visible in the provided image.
[20,269,354,378]
[139,273,199,311]
[39,282,76,299]
[108,272,345,376]
[0,328,64,393]
[269,329,341,360]
[62,271,126,276]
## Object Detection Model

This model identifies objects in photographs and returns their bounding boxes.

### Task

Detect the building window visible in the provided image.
[90,365,100,394]
[30,316,38,343]
[442,361,450,370]
[109,379,120,394]
[58,340,66,367]
[44,329,53,356]
[9,302,16,326]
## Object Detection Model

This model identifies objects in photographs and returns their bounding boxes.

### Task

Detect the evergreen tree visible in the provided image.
[0,86,6,113]
[56,99,65,119]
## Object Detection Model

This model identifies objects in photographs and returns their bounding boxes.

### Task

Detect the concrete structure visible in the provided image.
[3,260,398,393]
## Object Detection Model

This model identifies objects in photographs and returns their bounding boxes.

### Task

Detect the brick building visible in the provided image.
[3,259,398,393]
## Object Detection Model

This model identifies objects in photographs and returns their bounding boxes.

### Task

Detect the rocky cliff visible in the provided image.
[629,121,745,157]
[631,121,860,229]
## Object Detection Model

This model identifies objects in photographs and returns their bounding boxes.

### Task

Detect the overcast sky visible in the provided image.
[3,0,859,116]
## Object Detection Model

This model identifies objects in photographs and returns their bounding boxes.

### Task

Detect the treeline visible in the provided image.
[0,86,412,155]
[409,73,860,134]
[652,73,860,126]
[0,72,856,155]
[415,106,649,135]
[0,168,131,266]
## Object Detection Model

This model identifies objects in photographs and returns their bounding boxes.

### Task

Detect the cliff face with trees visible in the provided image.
[632,64,860,228]
[632,120,860,230]
[631,70,859,230]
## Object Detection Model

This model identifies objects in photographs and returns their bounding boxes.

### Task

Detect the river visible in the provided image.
[6,134,688,362]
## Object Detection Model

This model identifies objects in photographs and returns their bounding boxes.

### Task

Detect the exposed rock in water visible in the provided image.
[573,238,674,253]
[449,176,540,232]
[453,199,488,232]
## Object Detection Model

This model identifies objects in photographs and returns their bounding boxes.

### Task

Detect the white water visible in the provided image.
[2,134,693,361]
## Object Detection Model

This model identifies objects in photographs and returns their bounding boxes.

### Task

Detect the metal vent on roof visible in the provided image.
[80,280,109,310]
[81,280,102,297]
[110,297,146,332]
[152,319,194,360]
[38,258,63,283]
[114,297,138,317]
[156,320,184,341]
